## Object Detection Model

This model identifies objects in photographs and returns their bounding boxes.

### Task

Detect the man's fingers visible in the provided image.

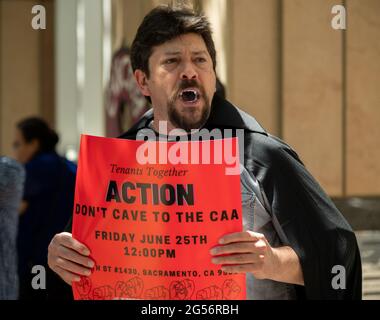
[56,257,92,277]
[48,232,94,286]
[57,232,90,256]
[55,265,81,286]
[221,263,262,274]
[212,253,263,265]
[210,242,265,256]
[219,231,264,245]
[57,245,94,268]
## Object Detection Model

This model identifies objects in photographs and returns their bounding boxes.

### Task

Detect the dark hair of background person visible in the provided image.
[130,4,217,78]
[17,117,59,154]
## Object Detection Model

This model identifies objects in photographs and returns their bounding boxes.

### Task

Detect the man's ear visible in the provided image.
[134,70,151,97]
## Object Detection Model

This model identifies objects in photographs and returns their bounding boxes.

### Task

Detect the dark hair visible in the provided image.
[131,4,217,77]
[17,117,59,153]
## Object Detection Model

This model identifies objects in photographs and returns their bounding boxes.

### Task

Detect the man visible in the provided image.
[48,5,362,299]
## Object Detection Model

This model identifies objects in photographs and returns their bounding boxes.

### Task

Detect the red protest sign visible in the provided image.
[72,135,245,300]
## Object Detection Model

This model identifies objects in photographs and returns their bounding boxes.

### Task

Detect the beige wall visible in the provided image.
[0,0,54,157]
[119,0,152,48]
[228,0,380,197]
[346,0,380,196]
[229,0,344,196]
[1,0,41,156]
[229,0,280,136]
[282,0,344,197]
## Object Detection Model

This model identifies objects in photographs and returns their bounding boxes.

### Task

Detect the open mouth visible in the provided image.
[179,89,200,103]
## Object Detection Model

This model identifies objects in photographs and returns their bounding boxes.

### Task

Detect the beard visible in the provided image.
[167,79,211,132]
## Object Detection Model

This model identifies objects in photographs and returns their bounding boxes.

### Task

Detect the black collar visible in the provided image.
[120,94,267,138]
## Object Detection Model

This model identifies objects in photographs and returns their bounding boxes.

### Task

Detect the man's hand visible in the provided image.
[48,232,95,285]
[210,231,304,286]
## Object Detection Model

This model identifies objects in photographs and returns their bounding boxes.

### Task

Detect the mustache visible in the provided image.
[172,79,205,100]
[177,79,200,91]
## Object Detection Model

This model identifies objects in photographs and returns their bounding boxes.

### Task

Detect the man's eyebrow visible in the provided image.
[162,50,208,56]
[163,51,181,56]
[192,50,208,55]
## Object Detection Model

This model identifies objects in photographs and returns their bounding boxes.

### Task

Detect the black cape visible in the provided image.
[62,94,362,300]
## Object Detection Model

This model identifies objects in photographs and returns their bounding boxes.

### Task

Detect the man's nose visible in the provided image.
[180,61,198,80]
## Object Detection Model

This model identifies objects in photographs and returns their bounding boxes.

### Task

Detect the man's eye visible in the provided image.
[164,59,177,64]
[195,57,207,63]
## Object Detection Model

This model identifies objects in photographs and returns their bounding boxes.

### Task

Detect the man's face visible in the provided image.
[136,33,217,132]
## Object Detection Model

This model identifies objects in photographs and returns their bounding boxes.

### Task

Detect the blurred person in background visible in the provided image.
[0,157,25,300]
[13,117,76,299]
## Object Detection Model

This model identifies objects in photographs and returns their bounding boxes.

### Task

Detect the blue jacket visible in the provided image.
[18,152,76,277]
